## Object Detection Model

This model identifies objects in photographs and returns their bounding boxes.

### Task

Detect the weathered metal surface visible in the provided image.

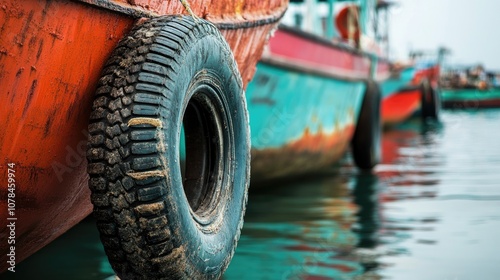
[0,0,288,268]
[441,88,500,109]
[77,0,288,25]
[0,0,135,268]
[246,61,365,182]
[74,0,288,85]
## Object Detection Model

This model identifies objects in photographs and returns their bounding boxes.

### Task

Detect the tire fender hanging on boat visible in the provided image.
[351,80,382,170]
[86,15,250,279]
[420,78,441,121]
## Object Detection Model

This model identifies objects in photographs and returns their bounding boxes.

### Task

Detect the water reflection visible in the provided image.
[224,175,362,280]
[225,118,443,280]
[4,110,500,279]
[10,217,113,279]
[228,110,500,279]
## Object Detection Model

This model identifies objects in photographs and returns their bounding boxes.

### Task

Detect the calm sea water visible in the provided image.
[6,109,500,280]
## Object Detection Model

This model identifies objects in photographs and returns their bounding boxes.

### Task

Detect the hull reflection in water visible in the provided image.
[6,110,500,279]
[224,174,382,280]
[227,110,500,279]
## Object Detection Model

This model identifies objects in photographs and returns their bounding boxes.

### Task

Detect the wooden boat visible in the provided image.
[0,0,287,277]
[246,0,391,183]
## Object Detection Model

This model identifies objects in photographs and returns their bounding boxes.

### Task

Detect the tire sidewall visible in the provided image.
[158,29,249,274]
[351,80,381,169]
[421,79,439,120]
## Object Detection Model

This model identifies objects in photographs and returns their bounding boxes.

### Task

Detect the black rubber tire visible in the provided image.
[351,80,382,170]
[87,16,250,280]
[421,79,440,121]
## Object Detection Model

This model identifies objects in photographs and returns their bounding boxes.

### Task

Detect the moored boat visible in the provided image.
[440,65,500,108]
[440,88,500,109]
[380,61,441,126]
[375,2,444,126]
[0,0,287,277]
[246,0,391,183]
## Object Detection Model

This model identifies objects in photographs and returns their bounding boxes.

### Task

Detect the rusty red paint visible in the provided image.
[0,0,288,268]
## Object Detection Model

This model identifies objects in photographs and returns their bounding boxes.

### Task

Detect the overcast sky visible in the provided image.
[388,0,500,70]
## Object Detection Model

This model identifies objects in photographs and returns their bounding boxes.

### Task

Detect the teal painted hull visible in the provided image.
[441,88,500,108]
[380,67,416,98]
[246,61,366,181]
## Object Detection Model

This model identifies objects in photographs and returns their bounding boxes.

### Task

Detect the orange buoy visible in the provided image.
[335,5,361,43]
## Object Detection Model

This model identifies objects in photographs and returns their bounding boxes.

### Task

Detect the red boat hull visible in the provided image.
[0,0,287,268]
[381,65,440,126]
[381,89,421,126]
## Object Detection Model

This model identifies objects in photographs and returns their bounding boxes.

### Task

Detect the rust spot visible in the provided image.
[201,6,209,19]
[18,10,34,46]
[22,79,38,118]
[251,125,355,182]
[36,40,44,60]
[49,30,63,40]
[44,110,56,137]
[28,36,37,49]
[16,67,24,77]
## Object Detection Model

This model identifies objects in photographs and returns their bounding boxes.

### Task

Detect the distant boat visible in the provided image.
[441,88,500,109]
[440,65,500,108]
[247,0,392,183]
[380,61,441,126]
[375,2,444,126]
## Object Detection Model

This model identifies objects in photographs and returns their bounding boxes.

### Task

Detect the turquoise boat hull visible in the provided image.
[380,67,416,99]
[246,61,366,182]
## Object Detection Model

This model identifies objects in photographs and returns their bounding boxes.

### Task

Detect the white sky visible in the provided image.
[389,0,500,70]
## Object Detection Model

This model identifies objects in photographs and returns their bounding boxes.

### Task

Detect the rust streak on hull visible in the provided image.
[251,125,355,182]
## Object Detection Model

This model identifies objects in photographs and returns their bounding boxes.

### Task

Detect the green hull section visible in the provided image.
[441,88,500,108]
